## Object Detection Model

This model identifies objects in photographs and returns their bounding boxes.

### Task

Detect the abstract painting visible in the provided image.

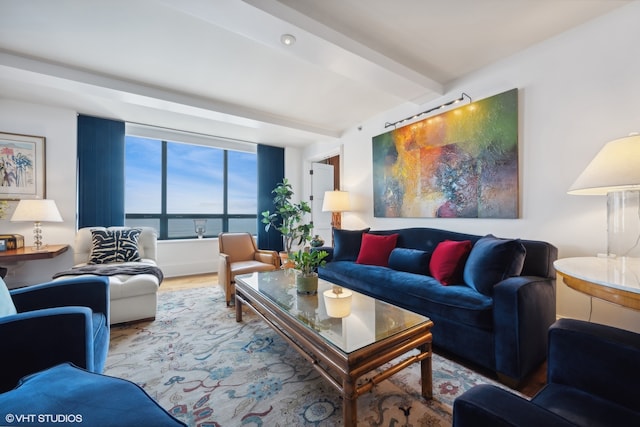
[372,88,518,218]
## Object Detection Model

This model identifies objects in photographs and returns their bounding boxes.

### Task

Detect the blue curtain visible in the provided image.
[257,144,284,251]
[77,115,125,228]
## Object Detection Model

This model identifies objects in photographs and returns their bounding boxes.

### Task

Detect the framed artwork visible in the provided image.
[372,88,519,219]
[0,132,46,200]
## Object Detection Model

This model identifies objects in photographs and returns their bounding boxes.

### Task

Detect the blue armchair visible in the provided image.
[453,318,640,427]
[0,276,110,393]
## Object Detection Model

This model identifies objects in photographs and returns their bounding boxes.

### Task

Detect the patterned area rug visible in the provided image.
[105,286,504,426]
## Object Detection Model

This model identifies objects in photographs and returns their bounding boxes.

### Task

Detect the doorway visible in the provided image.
[310,155,340,245]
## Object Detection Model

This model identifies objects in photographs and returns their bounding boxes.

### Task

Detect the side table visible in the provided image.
[554,257,640,310]
[0,244,69,278]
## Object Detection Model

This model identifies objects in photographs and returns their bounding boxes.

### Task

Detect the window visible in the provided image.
[125,134,257,240]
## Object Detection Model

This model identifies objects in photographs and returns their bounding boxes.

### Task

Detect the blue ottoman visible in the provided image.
[0,363,185,426]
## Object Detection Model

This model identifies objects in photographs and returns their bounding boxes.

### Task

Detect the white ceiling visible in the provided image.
[0,0,631,147]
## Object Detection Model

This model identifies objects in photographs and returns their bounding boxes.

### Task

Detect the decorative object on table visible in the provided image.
[0,234,24,249]
[261,178,313,261]
[568,133,640,258]
[0,240,5,252]
[310,234,324,247]
[372,88,518,219]
[289,247,328,294]
[323,285,353,318]
[193,219,207,239]
[0,132,46,200]
[10,199,62,251]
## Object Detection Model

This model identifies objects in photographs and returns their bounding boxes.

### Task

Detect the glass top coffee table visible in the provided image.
[234,269,433,427]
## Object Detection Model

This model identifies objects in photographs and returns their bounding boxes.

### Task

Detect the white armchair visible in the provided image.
[54,226,161,324]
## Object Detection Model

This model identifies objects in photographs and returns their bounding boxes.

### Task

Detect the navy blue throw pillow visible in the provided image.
[332,228,370,261]
[463,234,526,296]
[388,248,431,275]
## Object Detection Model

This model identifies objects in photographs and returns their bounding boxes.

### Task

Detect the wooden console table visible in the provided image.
[0,244,69,278]
[554,257,640,310]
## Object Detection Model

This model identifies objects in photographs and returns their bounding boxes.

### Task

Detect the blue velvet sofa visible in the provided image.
[0,276,110,393]
[452,319,640,426]
[317,227,558,384]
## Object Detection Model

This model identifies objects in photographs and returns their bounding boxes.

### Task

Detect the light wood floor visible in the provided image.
[160,272,218,292]
[160,272,545,397]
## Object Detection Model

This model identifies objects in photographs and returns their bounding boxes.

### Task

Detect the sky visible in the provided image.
[125,136,257,215]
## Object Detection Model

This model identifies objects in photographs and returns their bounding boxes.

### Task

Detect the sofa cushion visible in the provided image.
[319,262,494,330]
[356,233,398,266]
[388,248,431,275]
[89,229,142,264]
[332,228,370,261]
[429,240,472,285]
[463,235,526,296]
[0,277,17,318]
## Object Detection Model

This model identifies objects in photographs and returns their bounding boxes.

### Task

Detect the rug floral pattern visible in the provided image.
[106,286,504,426]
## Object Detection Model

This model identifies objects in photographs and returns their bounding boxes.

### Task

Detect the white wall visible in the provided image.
[305,2,640,332]
[0,100,77,287]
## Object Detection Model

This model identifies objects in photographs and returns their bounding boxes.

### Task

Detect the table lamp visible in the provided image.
[11,199,63,251]
[568,133,640,258]
[322,190,350,230]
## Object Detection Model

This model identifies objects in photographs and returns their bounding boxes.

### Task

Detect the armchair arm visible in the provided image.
[254,249,279,267]
[10,277,109,318]
[0,307,94,393]
[547,318,640,411]
[453,384,574,427]
[492,276,556,382]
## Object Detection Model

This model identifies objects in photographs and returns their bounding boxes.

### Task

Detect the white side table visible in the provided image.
[554,257,640,311]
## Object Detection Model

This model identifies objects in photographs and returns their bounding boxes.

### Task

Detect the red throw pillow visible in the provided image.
[356,233,399,267]
[429,240,472,285]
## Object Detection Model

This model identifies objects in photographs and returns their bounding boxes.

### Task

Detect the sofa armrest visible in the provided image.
[453,384,574,427]
[492,276,556,382]
[547,318,640,411]
[11,277,109,318]
[254,249,279,267]
[0,307,94,392]
[311,246,333,262]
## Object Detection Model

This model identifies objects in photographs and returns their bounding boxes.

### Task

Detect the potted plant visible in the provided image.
[289,248,329,294]
[261,178,313,266]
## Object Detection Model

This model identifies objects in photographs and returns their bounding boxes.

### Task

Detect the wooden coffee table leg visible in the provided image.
[420,341,433,399]
[342,377,357,427]
[235,294,243,322]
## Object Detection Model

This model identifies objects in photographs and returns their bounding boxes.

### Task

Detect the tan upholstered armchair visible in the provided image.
[218,232,280,306]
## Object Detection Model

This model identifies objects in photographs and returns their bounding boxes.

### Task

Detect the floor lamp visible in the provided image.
[322,190,350,245]
[568,134,640,258]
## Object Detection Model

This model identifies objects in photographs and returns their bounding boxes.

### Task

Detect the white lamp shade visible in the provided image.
[568,134,640,195]
[322,190,350,212]
[11,199,63,222]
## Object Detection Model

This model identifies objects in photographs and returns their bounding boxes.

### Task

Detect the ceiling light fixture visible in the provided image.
[384,92,472,129]
[280,34,296,46]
